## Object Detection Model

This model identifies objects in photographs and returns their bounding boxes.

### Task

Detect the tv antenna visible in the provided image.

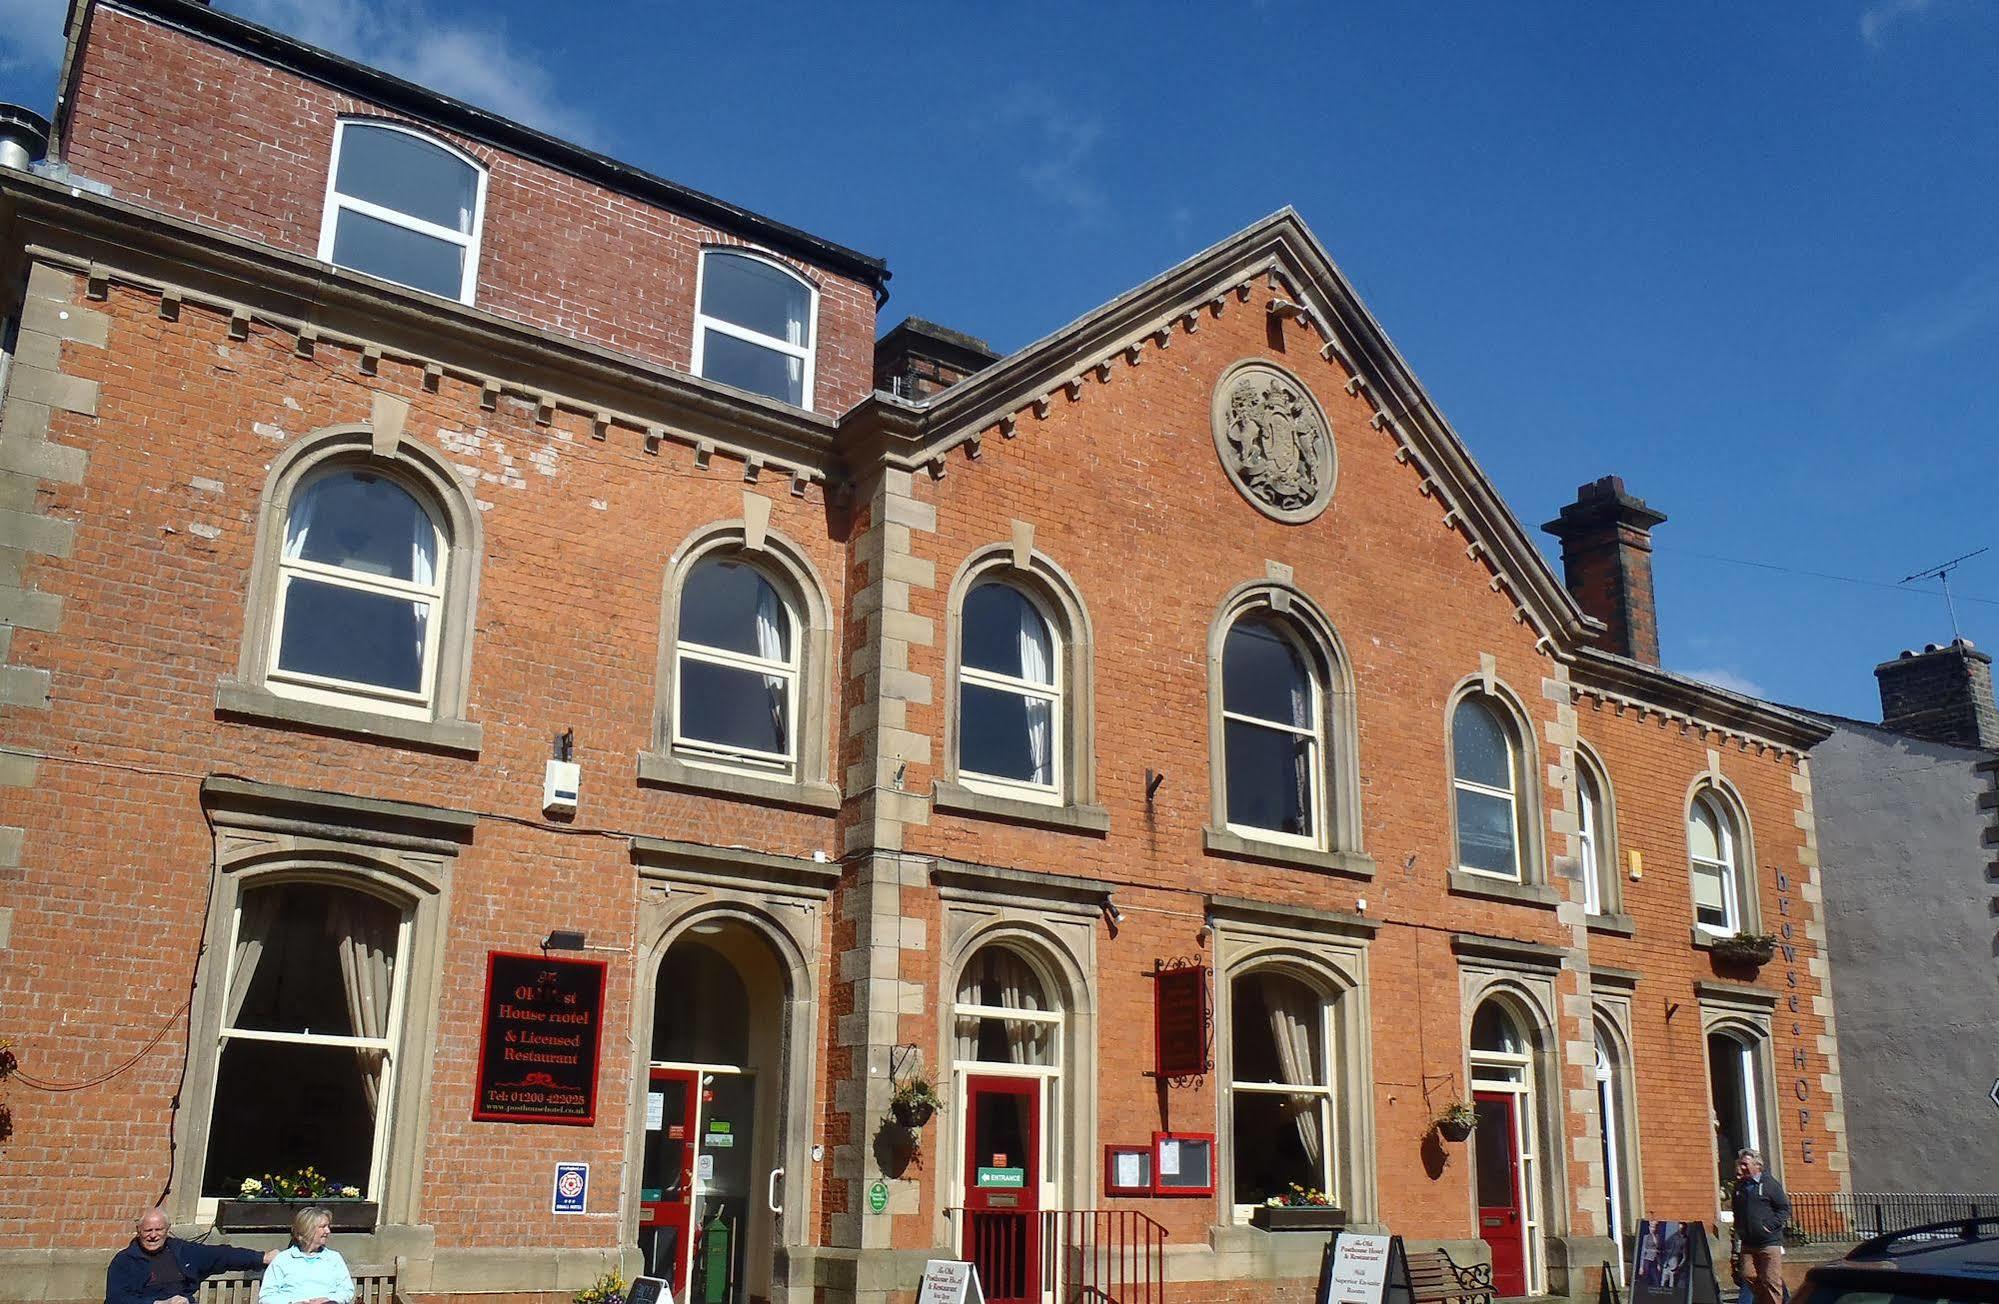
[1899,546,1989,643]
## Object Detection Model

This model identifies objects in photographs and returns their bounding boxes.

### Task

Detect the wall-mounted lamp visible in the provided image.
[1145,769,1166,804]
[1101,894,1124,932]
[1196,910,1215,947]
[542,929,587,952]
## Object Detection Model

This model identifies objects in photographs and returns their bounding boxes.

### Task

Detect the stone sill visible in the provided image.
[636,750,840,812]
[931,779,1109,835]
[1203,827,1375,879]
[1446,869,1560,909]
[1586,912,1636,937]
[217,681,482,755]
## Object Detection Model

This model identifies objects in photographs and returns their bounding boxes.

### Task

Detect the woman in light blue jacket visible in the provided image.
[258,1207,355,1304]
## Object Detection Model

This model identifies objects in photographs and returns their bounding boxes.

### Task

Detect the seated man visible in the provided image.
[107,1208,277,1304]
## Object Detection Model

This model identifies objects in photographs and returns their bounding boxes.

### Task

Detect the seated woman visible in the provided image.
[256,1207,354,1304]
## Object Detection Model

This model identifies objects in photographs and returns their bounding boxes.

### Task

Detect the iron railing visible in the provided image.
[1789,1192,1999,1245]
[952,1207,1169,1304]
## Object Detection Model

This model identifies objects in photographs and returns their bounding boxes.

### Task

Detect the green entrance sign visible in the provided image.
[976,1166,1025,1189]
[868,1180,890,1214]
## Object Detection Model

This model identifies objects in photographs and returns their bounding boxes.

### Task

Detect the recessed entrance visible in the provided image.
[952,943,1064,1304]
[637,924,786,1304]
[1469,998,1542,1298]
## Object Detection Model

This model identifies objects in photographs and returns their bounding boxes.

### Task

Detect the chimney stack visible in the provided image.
[1542,476,1668,664]
[873,317,999,402]
[1875,639,1999,749]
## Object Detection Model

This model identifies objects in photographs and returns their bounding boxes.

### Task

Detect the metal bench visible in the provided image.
[197,1263,397,1304]
[1406,1248,1495,1304]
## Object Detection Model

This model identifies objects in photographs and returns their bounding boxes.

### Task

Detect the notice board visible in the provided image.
[473,951,607,1124]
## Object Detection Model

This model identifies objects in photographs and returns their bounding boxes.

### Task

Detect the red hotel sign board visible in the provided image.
[473,951,607,1125]
[1154,963,1210,1078]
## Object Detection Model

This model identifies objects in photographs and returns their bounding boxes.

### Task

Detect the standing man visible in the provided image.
[107,1208,278,1304]
[1731,1149,1791,1304]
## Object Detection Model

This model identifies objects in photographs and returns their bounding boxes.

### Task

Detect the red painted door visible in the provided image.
[1474,1091,1528,1297]
[637,1068,699,1298]
[962,1076,1040,1304]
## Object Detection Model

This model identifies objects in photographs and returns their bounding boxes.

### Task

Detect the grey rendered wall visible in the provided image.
[1810,719,1999,1191]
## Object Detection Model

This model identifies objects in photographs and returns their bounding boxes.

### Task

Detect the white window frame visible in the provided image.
[1595,1038,1626,1280]
[670,562,801,777]
[1228,970,1337,1221]
[1579,765,1603,915]
[317,118,488,306]
[958,583,1064,805]
[266,469,447,722]
[1469,1010,1543,1297]
[691,248,819,411]
[198,884,413,1223]
[1690,793,1741,936]
[1221,618,1327,851]
[949,950,1066,1219]
[1708,1028,1768,1212]
[1452,699,1522,881]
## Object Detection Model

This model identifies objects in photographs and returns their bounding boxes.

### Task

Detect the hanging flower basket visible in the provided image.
[1711,933,1778,969]
[888,1075,943,1130]
[1435,1100,1480,1143]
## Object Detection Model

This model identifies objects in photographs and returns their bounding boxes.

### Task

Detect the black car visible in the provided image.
[1797,1218,1999,1304]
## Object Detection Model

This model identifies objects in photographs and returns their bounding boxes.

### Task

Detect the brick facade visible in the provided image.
[0,5,1846,1304]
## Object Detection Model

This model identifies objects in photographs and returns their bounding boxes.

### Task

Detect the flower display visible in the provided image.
[1264,1183,1335,1208]
[235,1167,363,1200]
[574,1270,628,1304]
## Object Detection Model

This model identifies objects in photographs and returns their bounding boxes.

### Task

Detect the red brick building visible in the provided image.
[0,3,1848,1303]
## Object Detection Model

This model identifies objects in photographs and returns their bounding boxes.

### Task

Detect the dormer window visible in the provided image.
[693,250,817,408]
[319,120,486,304]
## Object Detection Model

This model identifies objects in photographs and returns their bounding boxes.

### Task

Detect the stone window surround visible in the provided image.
[1684,773,1762,941]
[218,423,484,755]
[172,777,471,1246]
[1444,674,1551,904]
[930,859,1100,1240]
[934,544,1108,835]
[1208,894,1379,1230]
[1574,739,1635,933]
[1697,984,1785,1187]
[1203,580,1372,878]
[638,517,840,812]
[1457,955,1574,1252]
[625,836,837,1274]
[1591,992,1646,1245]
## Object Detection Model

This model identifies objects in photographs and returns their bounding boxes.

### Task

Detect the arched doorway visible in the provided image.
[952,941,1065,1304]
[1595,1023,1640,1285]
[1469,997,1545,1298]
[637,920,789,1304]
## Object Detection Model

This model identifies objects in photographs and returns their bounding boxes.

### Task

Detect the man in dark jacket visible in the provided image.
[106,1208,276,1304]
[1730,1149,1791,1304]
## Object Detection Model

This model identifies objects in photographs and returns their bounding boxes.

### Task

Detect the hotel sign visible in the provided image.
[473,951,607,1125]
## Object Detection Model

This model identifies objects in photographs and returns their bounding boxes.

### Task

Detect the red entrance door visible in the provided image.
[962,1076,1041,1304]
[638,1068,699,1297]
[1473,1091,1528,1296]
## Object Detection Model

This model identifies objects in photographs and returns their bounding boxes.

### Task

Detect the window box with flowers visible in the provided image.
[1709,932,1778,971]
[1249,1184,1347,1232]
[215,1169,376,1231]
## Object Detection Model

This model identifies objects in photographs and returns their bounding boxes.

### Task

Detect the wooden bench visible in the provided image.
[197,1263,397,1304]
[1407,1248,1495,1304]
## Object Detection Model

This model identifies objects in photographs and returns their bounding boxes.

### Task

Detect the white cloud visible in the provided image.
[1681,666,1767,699]
[223,0,600,146]
[999,83,1108,223]
[1860,0,1934,46]
[0,0,69,77]
[1868,256,1999,358]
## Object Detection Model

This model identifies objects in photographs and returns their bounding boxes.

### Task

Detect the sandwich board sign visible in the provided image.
[1317,1232,1414,1304]
[625,1277,672,1304]
[1630,1220,1722,1304]
[918,1259,985,1304]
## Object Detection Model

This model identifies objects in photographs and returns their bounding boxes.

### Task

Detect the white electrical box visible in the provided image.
[543,759,580,816]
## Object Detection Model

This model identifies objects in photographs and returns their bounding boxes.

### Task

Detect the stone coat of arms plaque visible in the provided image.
[1210,360,1336,523]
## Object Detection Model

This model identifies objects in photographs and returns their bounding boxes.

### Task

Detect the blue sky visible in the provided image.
[3,0,1996,720]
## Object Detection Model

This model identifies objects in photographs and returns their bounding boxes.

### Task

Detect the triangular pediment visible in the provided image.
[838,208,1603,653]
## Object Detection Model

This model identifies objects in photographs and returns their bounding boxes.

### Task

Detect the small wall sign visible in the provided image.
[868,1180,890,1214]
[551,1161,589,1214]
[1151,962,1211,1080]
